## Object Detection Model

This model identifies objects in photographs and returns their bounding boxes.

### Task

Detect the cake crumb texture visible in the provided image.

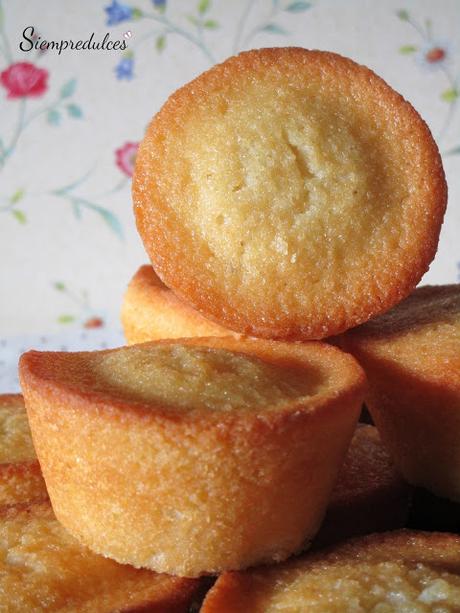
[336,285,460,501]
[0,394,48,506]
[202,531,460,612]
[19,337,365,576]
[121,265,237,343]
[134,47,446,339]
[0,502,202,612]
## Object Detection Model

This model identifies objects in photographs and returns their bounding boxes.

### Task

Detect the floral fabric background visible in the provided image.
[1,0,459,391]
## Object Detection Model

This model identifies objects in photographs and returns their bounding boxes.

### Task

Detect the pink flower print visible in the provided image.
[426,46,446,63]
[84,316,104,329]
[417,41,451,72]
[1,62,49,99]
[115,142,139,176]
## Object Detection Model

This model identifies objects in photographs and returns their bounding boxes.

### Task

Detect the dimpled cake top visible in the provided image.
[0,395,36,464]
[339,285,460,384]
[133,47,446,340]
[0,502,200,612]
[202,531,460,612]
[66,344,321,412]
[19,338,363,422]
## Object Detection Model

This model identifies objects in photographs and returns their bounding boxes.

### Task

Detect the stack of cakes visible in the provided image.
[4,48,460,610]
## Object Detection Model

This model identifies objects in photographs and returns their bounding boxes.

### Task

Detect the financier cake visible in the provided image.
[336,284,460,502]
[19,337,365,577]
[201,531,460,612]
[0,501,202,612]
[0,394,48,506]
[122,265,236,344]
[315,425,411,547]
[133,47,446,340]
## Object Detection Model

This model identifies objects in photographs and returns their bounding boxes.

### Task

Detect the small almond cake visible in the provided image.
[0,394,48,505]
[201,531,460,612]
[122,265,236,344]
[0,502,201,613]
[315,425,412,547]
[133,47,446,340]
[19,337,364,577]
[336,284,460,502]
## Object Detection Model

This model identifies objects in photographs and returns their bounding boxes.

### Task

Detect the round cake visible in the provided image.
[19,337,365,577]
[315,424,412,547]
[0,501,202,612]
[133,47,446,340]
[201,531,460,611]
[336,284,460,502]
[0,394,48,506]
[122,265,237,344]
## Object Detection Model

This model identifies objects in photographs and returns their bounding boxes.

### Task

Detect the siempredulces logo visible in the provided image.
[20,26,128,55]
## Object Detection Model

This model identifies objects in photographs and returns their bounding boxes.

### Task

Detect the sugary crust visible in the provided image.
[0,394,48,506]
[133,47,447,340]
[19,338,365,576]
[121,265,238,344]
[19,337,365,425]
[337,284,460,340]
[0,461,48,507]
[335,285,460,501]
[0,393,24,408]
[314,425,411,547]
[201,530,460,612]
[0,501,201,612]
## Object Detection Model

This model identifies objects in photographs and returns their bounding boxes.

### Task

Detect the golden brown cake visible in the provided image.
[315,425,412,547]
[133,47,446,341]
[19,337,365,577]
[0,394,48,506]
[336,284,460,502]
[122,265,237,344]
[0,501,201,612]
[201,531,460,612]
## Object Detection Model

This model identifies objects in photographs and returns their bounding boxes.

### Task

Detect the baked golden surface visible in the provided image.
[202,531,460,612]
[336,284,460,501]
[315,425,411,547]
[122,265,236,343]
[0,501,201,613]
[133,47,446,340]
[0,394,36,463]
[95,344,324,412]
[0,394,48,506]
[19,337,364,577]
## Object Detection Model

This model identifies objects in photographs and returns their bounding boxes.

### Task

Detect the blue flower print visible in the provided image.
[115,57,134,80]
[105,1,133,26]
[152,0,166,8]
